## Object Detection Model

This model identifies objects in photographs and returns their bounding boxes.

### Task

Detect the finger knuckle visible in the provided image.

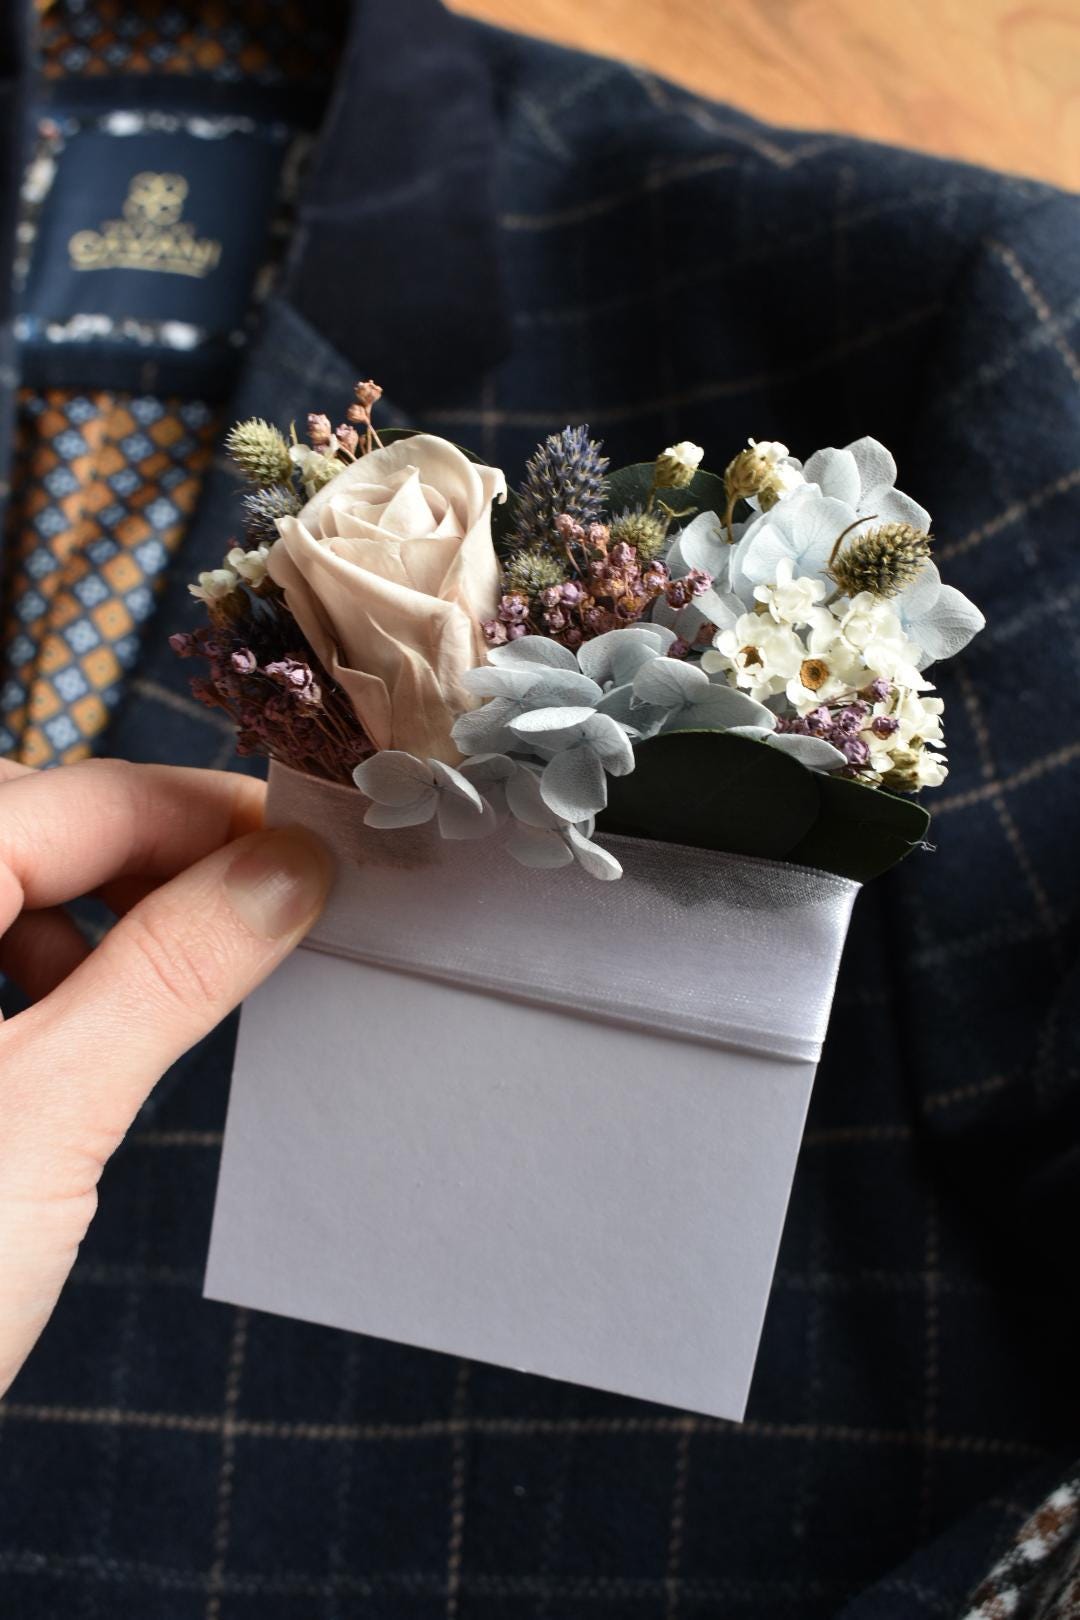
[120,907,225,1017]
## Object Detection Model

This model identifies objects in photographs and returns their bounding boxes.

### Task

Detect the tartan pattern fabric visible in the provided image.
[0,388,218,764]
[1,7,1080,1618]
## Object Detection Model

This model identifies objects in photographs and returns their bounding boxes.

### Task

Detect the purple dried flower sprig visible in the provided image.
[485,515,703,653]
[171,590,373,785]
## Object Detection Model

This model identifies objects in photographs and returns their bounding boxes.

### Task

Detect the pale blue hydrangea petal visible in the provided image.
[505,765,564,827]
[584,712,635,774]
[576,626,671,687]
[429,759,485,812]
[896,559,942,618]
[540,745,608,821]
[862,485,931,533]
[740,487,856,587]
[565,824,622,881]
[458,752,517,789]
[847,436,897,496]
[505,823,575,868]
[596,682,666,735]
[802,446,860,506]
[487,635,578,671]
[457,753,516,825]
[509,706,597,747]
[436,791,498,840]
[725,725,846,773]
[353,750,434,806]
[364,796,437,829]
[451,697,522,755]
[680,685,777,730]
[763,732,847,771]
[632,657,709,706]
[909,583,986,667]
[528,671,604,707]
[459,665,539,699]
[671,510,729,577]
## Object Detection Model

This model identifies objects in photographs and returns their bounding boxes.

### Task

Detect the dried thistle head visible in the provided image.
[829,522,932,599]
[609,506,669,562]
[503,547,568,598]
[225,418,293,485]
[241,483,302,544]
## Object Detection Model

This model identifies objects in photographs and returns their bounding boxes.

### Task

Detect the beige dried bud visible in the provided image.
[880,747,923,793]
[829,522,932,600]
[354,378,383,410]
[225,418,293,485]
[724,445,772,503]
[654,440,704,489]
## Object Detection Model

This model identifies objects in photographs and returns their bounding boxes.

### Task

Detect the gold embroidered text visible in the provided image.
[68,172,222,279]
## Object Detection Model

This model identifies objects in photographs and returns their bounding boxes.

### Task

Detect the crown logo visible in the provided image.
[68,171,222,279]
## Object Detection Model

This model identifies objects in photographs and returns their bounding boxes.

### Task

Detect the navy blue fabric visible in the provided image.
[2,5,1080,1616]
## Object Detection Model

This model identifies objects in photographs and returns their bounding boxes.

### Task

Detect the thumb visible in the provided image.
[11,825,333,1159]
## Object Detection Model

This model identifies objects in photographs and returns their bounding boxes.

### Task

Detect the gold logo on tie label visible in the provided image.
[68,171,222,278]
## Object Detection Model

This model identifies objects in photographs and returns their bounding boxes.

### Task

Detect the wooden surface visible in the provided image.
[451,0,1080,191]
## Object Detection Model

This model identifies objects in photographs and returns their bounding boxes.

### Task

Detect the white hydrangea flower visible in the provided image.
[226,542,272,587]
[818,594,928,690]
[753,556,827,627]
[188,566,239,604]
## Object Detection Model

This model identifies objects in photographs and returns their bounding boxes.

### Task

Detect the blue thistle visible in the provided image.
[241,482,302,544]
[511,425,609,554]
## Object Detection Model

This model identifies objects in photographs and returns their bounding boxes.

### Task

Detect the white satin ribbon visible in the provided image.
[267,761,859,1065]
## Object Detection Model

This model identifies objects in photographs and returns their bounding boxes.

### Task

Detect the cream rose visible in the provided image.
[268,434,505,762]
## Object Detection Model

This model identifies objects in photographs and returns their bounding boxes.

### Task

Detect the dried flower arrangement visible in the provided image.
[174,384,984,882]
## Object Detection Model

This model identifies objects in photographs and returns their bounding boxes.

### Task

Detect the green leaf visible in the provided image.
[599,730,819,860]
[785,771,930,882]
[597,729,931,882]
[606,463,729,525]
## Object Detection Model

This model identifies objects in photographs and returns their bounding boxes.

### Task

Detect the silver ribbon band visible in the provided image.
[267,761,859,1065]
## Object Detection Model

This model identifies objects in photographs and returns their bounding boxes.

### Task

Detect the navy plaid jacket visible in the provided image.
[1,4,1079,1616]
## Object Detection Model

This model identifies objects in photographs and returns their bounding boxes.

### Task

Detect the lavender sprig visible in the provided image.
[510,425,609,555]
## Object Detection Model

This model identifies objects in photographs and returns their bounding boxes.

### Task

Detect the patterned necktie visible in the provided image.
[0,389,218,766]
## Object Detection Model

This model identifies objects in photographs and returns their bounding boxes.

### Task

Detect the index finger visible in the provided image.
[0,759,266,932]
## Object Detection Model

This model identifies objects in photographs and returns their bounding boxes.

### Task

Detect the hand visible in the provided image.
[0,758,332,1397]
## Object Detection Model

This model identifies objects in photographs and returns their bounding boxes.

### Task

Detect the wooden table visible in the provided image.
[452,0,1080,191]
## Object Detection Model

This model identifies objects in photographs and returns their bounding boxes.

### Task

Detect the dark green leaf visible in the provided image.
[599,730,819,860]
[598,729,931,882]
[605,463,729,525]
[785,771,930,882]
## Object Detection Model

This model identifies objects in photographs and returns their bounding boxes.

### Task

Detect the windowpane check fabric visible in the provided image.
[0,4,1079,1618]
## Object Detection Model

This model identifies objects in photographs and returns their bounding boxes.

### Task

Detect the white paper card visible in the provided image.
[205,766,855,1420]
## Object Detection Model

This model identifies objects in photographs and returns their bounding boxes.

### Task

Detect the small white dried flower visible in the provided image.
[226,542,272,587]
[289,442,343,497]
[188,566,239,604]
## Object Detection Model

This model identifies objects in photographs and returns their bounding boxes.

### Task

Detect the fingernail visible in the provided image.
[223,828,333,940]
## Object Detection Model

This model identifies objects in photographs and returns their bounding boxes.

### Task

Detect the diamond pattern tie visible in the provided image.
[0,389,219,766]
